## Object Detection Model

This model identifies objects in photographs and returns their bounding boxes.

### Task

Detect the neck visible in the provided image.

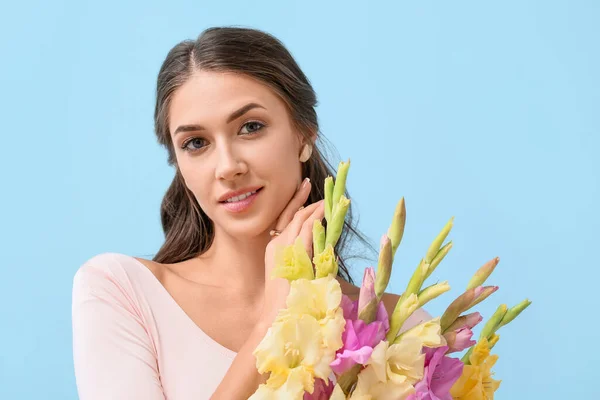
[194,226,272,296]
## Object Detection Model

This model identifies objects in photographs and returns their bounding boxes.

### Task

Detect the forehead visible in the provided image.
[168,70,287,132]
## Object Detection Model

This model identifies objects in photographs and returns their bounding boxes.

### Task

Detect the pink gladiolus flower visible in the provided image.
[303,378,334,400]
[330,295,390,375]
[445,327,476,353]
[340,294,358,319]
[407,346,464,400]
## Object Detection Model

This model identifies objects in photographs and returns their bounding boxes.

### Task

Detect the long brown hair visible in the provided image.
[152,27,375,283]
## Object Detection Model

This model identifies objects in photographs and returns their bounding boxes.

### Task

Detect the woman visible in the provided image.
[71,26,430,399]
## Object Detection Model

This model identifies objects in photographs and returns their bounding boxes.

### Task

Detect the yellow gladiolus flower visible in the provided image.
[350,337,425,399]
[272,237,314,281]
[352,365,415,399]
[249,367,309,399]
[253,314,336,396]
[370,338,425,386]
[450,338,501,400]
[280,276,346,350]
[314,244,338,278]
[395,317,446,348]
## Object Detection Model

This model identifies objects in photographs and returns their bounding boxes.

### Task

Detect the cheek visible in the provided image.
[257,137,303,206]
[178,162,211,208]
[258,133,301,174]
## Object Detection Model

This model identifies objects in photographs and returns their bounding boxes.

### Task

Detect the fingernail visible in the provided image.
[302,178,310,188]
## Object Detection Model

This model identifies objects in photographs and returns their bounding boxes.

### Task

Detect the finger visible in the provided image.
[287,200,324,236]
[296,203,325,257]
[275,178,312,230]
[268,201,322,243]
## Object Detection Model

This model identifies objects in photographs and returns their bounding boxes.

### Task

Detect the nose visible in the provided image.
[214,142,248,181]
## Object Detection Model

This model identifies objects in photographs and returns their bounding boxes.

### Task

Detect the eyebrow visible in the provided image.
[173,102,266,135]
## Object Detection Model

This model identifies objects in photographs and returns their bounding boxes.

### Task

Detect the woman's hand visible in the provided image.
[210,178,325,399]
[259,177,325,327]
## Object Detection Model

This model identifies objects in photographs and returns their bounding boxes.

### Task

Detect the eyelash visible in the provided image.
[180,121,266,153]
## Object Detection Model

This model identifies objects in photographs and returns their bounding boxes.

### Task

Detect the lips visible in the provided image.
[220,188,263,213]
[218,186,264,203]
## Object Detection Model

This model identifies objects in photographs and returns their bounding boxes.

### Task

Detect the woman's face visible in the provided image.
[168,70,306,239]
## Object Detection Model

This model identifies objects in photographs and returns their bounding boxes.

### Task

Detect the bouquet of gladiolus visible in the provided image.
[250,160,531,400]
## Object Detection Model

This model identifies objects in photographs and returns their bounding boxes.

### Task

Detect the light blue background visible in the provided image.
[1,1,597,398]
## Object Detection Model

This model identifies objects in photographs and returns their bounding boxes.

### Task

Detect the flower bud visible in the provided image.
[445,312,483,332]
[425,242,453,280]
[467,257,499,290]
[312,220,326,257]
[468,286,499,309]
[358,267,377,317]
[417,281,451,308]
[386,293,419,342]
[425,217,454,264]
[498,299,532,329]
[375,235,392,299]
[386,198,406,258]
[324,176,334,223]
[440,287,478,332]
[488,333,500,349]
[444,327,476,353]
[331,160,350,213]
[325,196,350,248]
[479,304,508,341]
[403,260,428,301]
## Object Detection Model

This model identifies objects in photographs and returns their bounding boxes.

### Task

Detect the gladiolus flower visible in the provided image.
[331,298,389,375]
[252,314,336,397]
[272,237,314,281]
[444,327,476,353]
[450,338,501,400]
[407,346,464,400]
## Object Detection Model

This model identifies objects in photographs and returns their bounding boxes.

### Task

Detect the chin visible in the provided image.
[213,213,275,240]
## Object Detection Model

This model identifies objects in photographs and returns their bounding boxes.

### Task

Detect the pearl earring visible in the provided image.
[299,144,313,162]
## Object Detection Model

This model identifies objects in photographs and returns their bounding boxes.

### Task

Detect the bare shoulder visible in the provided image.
[132,256,167,282]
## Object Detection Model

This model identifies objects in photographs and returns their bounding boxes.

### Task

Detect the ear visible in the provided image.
[297,127,318,150]
[306,126,318,143]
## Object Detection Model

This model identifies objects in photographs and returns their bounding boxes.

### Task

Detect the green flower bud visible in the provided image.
[386,293,419,342]
[425,217,454,264]
[375,235,392,299]
[324,176,334,223]
[312,219,326,257]
[387,198,406,259]
[331,160,350,214]
[417,281,451,308]
[403,259,428,301]
[325,196,350,248]
[479,304,508,341]
[498,299,532,329]
[425,242,453,281]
